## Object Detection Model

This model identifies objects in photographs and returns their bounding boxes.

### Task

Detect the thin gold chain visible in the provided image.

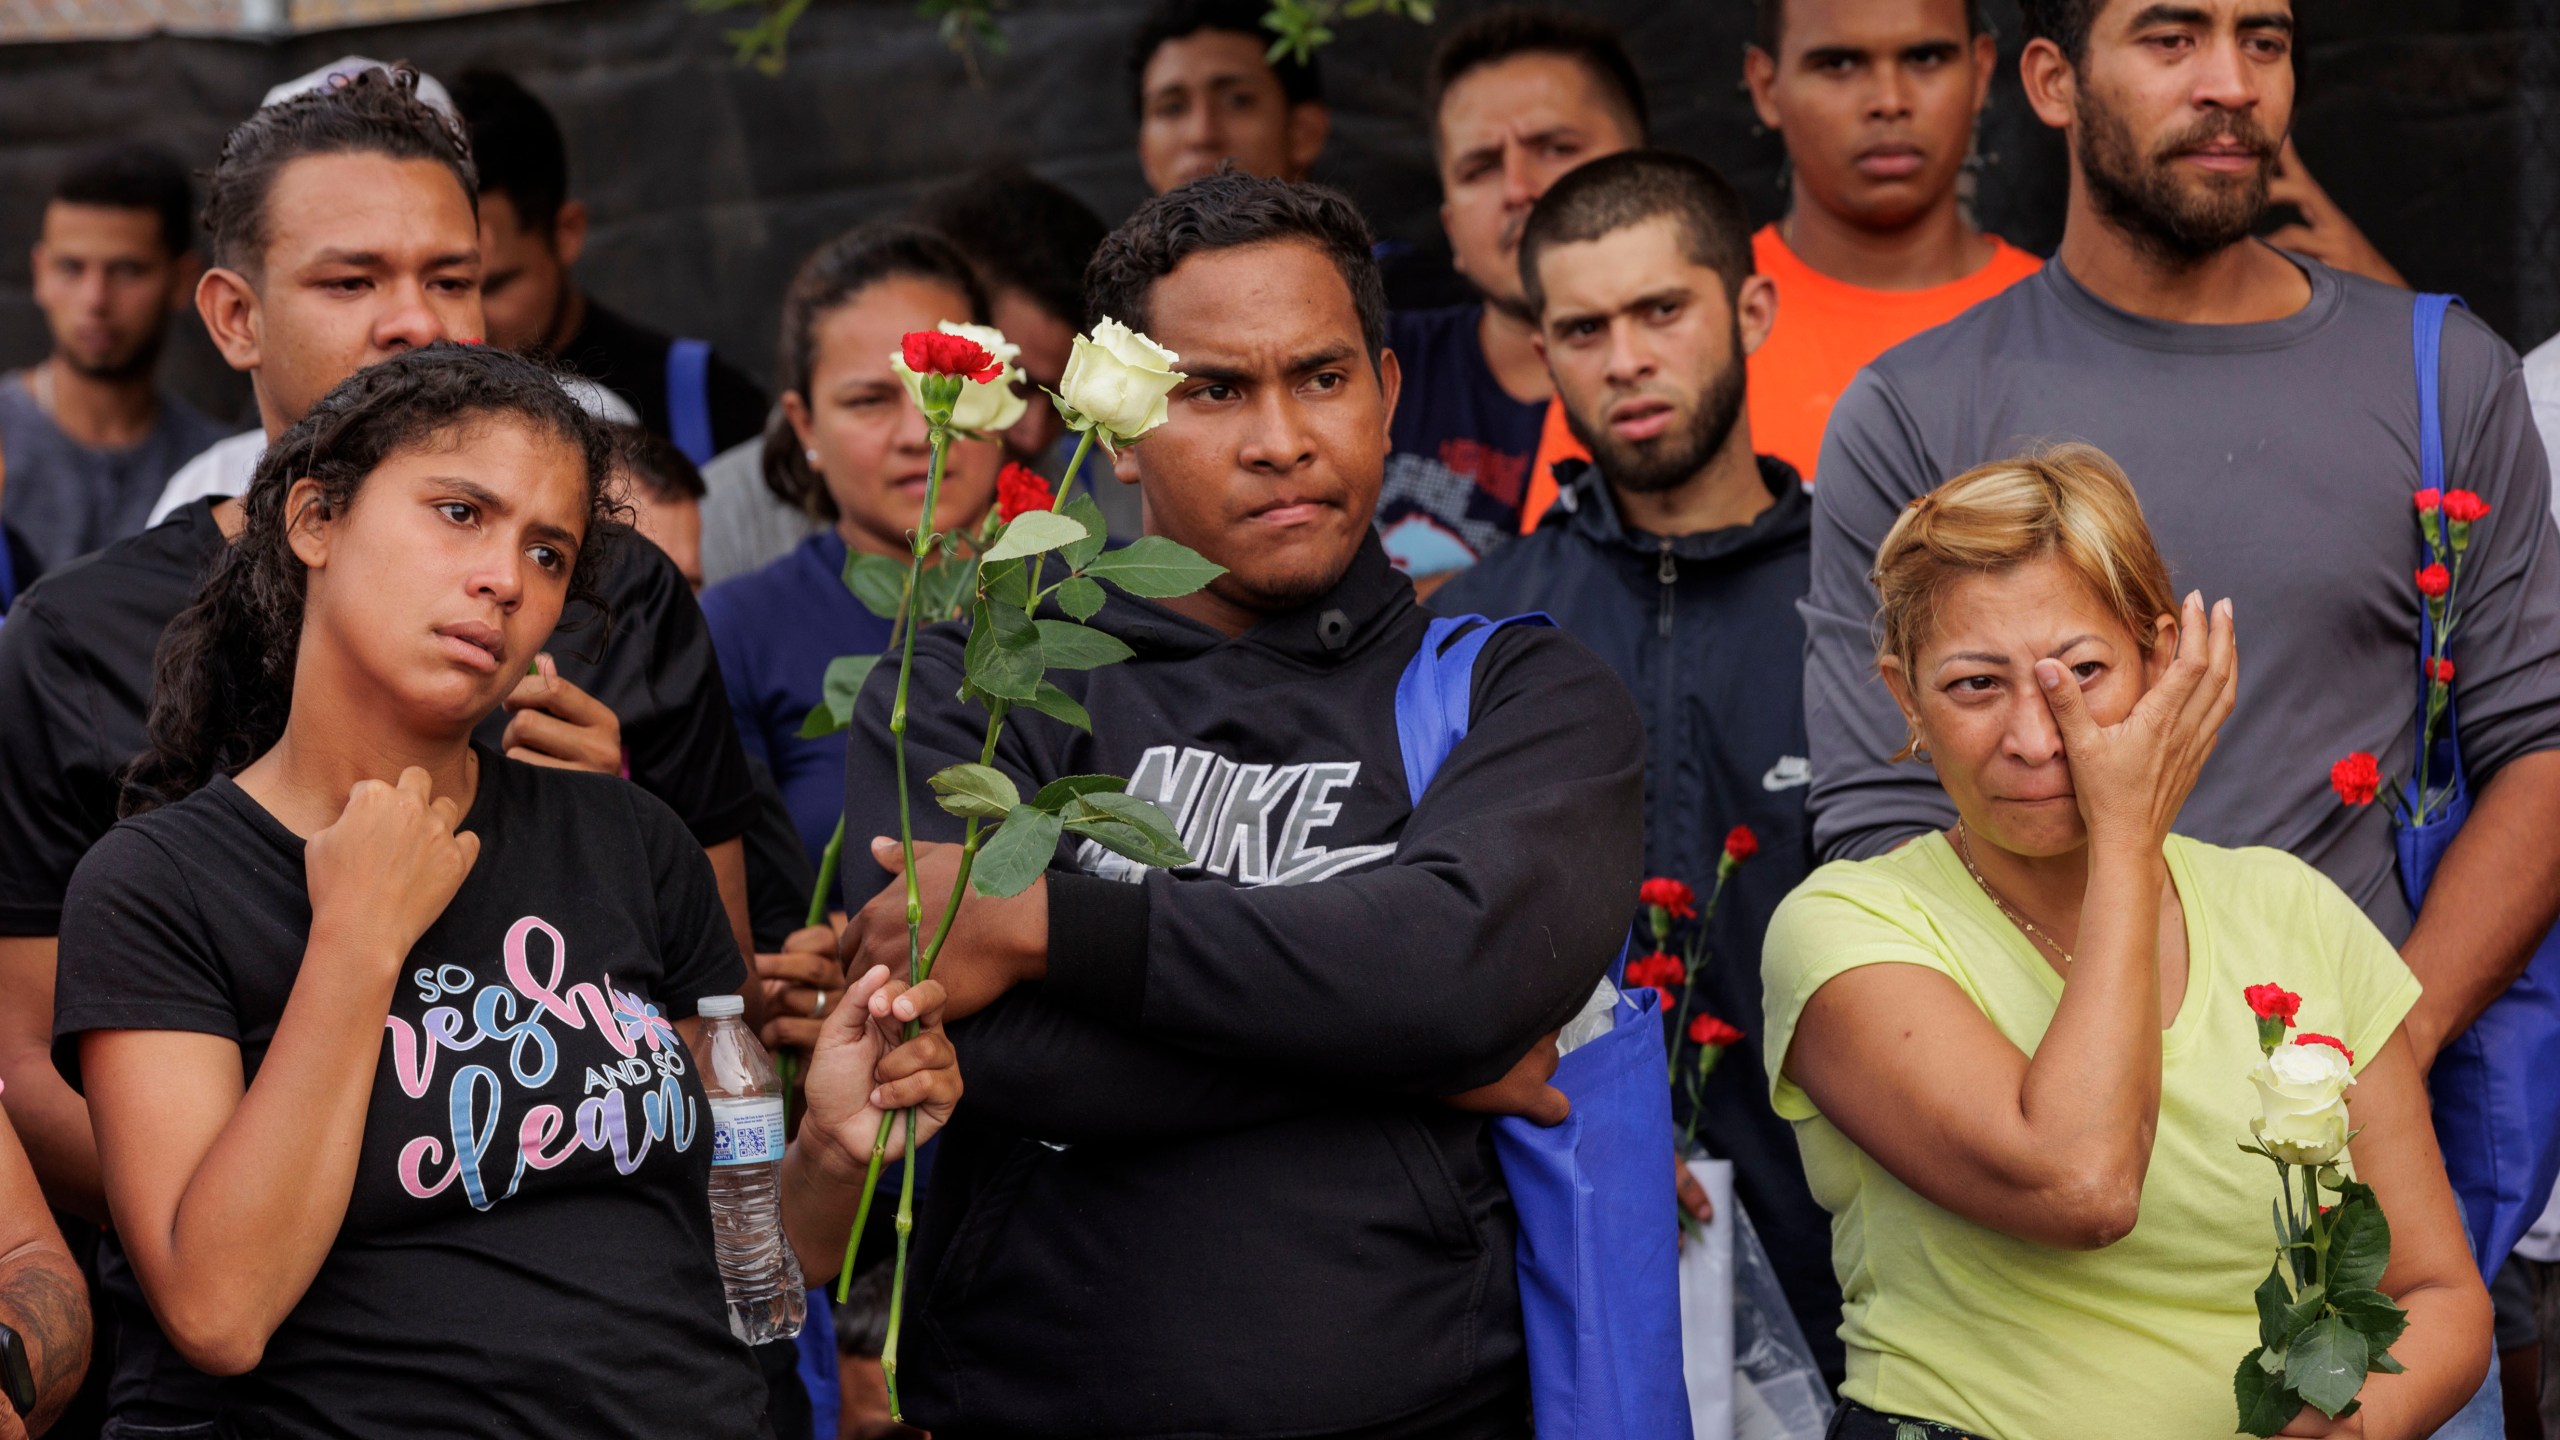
[1954,819,2076,967]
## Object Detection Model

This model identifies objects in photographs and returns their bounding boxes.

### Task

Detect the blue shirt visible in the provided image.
[1379,305,1547,580]
[700,530,894,871]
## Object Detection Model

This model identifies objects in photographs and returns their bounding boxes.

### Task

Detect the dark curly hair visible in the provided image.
[127,343,618,814]
[202,62,475,275]
[1085,171,1384,363]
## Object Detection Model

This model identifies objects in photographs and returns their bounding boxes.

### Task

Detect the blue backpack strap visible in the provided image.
[1394,612,1554,806]
[2411,294,2468,779]
[0,525,16,617]
[665,337,715,466]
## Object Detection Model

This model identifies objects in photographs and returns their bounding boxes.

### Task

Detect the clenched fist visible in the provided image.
[305,766,480,963]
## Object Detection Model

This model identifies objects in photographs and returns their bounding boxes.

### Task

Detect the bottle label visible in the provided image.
[709,1097,786,1167]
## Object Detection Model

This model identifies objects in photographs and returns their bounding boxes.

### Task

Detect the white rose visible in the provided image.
[1056,317,1183,443]
[2250,1040,2355,1166]
[890,321,1028,434]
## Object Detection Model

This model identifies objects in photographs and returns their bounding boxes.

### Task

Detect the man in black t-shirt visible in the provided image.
[450,70,768,463]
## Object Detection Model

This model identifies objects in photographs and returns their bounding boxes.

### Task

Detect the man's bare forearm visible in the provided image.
[0,936,101,1222]
[0,1238,90,1432]
[2400,749,2560,1069]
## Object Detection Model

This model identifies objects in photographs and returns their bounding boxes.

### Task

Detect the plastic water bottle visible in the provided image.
[694,993,806,1344]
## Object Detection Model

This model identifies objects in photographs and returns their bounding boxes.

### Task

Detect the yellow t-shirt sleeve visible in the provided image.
[2293,855,2424,1074]
[1761,859,1965,1122]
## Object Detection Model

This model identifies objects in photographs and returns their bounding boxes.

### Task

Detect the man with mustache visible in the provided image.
[1805,5,2560,1421]
[835,172,1643,1439]
[1434,147,1843,1380]
[1378,7,1644,588]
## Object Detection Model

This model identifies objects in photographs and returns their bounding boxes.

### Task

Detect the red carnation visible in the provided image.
[901,330,1005,384]
[2441,490,2491,524]
[1723,827,1759,864]
[995,462,1054,523]
[2329,752,2381,807]
[1624,951,1685,991]
[1687,1013,1744,1049]
[2297,1033,2355,1064]
[2430,656,2455,684]
[2415,563,2451,599]
[2413,488,2442,514]
[1639,877,1697,919]
[2244,983,2302,1027]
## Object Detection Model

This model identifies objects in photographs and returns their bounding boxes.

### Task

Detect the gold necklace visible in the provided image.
[1954,819,2076,967]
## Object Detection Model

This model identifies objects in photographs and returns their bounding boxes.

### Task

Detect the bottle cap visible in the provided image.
[697,994,745,1018]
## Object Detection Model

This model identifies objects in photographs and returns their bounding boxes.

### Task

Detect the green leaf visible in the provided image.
[1059,493,1110,571]
[1082,536,1227,598]
[2233,1347,2302,1438]
[1015,680,1091,732]
[2370,1350,2405,1375]
[2330,1287,2409,1350]
[842,551,910,620]
[981,557,1031,610]
[969,806,1062,898]
[1062,812,1192,871]
[2252,1264,2294,1351]
[1075,789,1182,845]
[917,557,977,623]
[1033,619,1135,670]
[1056,576,1107,621]
[795,654,880,737]
[1030,774,1126,812]
[961,597,1044,701]
[2284,1316,2369,1418]
[982,508,1089,563]
[2325,1189,2392,1295]
[928,762,1020,820]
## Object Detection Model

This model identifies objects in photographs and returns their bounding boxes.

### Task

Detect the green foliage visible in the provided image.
[797,654,881,738]
[2233,1348,2303,1438]
[1083,536,1229,598]
[1059,494,1110,571]
[1060,790,1190,870]
[1031,774,1127,810]
[2234,1164,2408,1435]
[1056,576,1107,621]
[707,0,1420,76]
[970,805,1061,897]
[1016,680,1092,732]
[981,508,1087,563]
[844,550,910,621]
[1034,619,1135,670]
[961,597,1044,701]
[928,762,1020,820]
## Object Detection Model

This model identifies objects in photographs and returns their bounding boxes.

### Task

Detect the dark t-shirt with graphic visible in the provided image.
[1379,305,1547,580]
[53,750,767,1440]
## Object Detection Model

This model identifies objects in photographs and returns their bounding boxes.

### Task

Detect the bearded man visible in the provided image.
[1433,147,1841,1378]
[1801,7,2560,1423]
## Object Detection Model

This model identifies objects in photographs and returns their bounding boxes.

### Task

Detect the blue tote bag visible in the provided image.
[2402,293,2560,1279]
[1396,613,1692,1440]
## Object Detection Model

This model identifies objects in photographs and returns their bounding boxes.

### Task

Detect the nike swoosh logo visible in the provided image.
[1763,756,1812,791]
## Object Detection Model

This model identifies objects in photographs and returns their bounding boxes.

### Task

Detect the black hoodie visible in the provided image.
[841,532,1644,1439]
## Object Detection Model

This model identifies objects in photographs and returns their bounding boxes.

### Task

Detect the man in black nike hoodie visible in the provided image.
[838,174,1645,1439]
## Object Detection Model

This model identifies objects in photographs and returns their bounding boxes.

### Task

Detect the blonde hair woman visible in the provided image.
[1763,446,2489,1439]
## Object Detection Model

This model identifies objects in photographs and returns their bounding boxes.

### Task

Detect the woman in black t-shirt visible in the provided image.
[51,344,958,1439]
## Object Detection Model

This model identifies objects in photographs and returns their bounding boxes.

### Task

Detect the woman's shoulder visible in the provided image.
[1767,835,1964,964]
[71,781,258,891]
[2165,834,2350,914]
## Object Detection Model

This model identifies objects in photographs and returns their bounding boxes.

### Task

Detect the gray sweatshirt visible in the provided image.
[1803,255,2560,940]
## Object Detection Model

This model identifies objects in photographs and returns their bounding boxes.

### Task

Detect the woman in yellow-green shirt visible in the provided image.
[1764,446,2490,1440]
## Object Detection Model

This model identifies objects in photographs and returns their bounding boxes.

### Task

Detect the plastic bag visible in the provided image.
[1680,1158,1833,1440]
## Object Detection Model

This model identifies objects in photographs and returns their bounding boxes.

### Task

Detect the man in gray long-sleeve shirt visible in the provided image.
[1805,0,2560,1078]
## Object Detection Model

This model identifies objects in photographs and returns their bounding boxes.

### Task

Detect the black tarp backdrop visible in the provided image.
[0,0,2545,428]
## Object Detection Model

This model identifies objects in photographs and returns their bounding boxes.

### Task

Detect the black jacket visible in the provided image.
[843,533,1643,1439]
[1436,456,1842,1380]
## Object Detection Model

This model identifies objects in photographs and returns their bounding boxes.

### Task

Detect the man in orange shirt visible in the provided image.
[1520,0,2031,525]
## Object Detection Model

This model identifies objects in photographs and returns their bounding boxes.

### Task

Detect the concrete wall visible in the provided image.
[0,0,2540,425]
